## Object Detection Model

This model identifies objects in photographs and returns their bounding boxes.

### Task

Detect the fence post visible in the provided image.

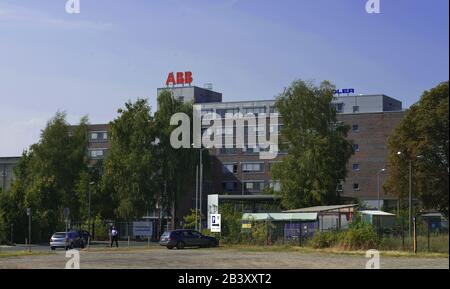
[427,219,430,252]
[413,217,417,254]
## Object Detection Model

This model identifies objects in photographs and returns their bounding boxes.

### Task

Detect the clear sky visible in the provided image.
[0,0,448,157]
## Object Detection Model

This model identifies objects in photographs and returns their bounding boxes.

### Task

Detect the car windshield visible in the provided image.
[53,233,66,238]
[161,232,170,237]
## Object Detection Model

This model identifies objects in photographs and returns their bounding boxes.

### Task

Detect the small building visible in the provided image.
[283,204,359,231]
[360,210,396,230]
[242,212,318,242]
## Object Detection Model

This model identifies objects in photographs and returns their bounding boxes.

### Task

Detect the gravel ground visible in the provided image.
[0,247,448,269]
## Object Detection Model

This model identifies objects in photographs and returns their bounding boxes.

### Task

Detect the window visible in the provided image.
[244,181,265,193]
[89,149,107,159]
[222,163,238,174]
[353,144,360,152]
[269,181,281,192]
[90,131,108,142]
[333,103,344,113]
[243,107,266,115]
[353,183,360,191]
[352,163,360,172]
[217,108,240,118]
[352,124,359,132]
[353,106,359,113]
[219,148,237,155]
[201,108,214,115]
[269,106,278,114]
[178,96,184,102]
[242,162,264,173]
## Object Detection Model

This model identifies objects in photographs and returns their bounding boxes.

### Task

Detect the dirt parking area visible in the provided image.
[0,247,448,269]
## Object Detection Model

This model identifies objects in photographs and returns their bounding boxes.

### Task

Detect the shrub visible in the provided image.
[311,231,339,249]
[250,221,275,246]
[337,222,379,250]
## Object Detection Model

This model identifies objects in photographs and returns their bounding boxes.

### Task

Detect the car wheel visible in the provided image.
[167,246,174,250]
[176,241,185,249]
[51,247,55,251]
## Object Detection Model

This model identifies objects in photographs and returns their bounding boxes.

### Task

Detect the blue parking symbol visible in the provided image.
[212,216,216,224]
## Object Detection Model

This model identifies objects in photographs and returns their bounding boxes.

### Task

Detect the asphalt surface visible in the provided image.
[0,241,158,253]
[0,245,448,269]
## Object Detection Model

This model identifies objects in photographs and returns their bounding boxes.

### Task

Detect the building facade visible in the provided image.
[85,86,405,213]
[196,93,405,209]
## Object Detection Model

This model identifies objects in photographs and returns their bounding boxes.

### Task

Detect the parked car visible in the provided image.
[159,229,219,249]
[50,231,85,250]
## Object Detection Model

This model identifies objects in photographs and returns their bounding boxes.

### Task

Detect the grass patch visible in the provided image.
[380,234,449,253]
[218,244,449,258]
[0,251,50,259]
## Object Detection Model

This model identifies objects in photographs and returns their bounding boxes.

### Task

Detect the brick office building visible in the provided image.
[84,86,405,216]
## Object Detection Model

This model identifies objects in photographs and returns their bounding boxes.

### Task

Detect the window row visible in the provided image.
[221,180,281,193]
[89,131,108,142]
[337,183,361,192]
[221,162,281,174]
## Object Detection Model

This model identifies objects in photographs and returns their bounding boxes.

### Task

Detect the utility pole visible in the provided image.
[377,168,386,211]
[88,182,94,236]
[408,159,412,238]
[195,165,199,231]
[199,148,203,231]
[26,208,31,252]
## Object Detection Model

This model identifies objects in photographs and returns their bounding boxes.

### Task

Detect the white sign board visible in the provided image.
[207,195,219,229]
[210,214,221,233]
[133,221,153,237]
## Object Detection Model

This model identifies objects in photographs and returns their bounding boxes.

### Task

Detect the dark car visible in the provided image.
[159,229,219,249]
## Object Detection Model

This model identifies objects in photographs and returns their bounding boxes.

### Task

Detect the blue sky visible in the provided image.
[0,0,448,156]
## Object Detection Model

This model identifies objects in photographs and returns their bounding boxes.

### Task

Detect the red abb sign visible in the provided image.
[166,71,193,86]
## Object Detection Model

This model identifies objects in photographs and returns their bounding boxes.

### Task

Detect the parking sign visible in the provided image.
[211,214,221,233]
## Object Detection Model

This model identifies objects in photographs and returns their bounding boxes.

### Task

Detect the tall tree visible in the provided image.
[154,90,206,229]
[4,112,89,242]
[103,99,158,221]
[271,80,354,209]
[384,81,449,217]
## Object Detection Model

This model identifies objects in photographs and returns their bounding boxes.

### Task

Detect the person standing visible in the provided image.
[110,226,119,248]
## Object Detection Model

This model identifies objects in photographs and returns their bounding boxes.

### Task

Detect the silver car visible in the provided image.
[50,231,84,250]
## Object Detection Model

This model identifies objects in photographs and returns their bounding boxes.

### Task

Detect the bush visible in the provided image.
[337,222,379,250]
[220,204,243,244]
[250,221,275,246]
[311,231,339,249]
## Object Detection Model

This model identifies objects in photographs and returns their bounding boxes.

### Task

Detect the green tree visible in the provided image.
[5,112,89,242]
[154,90,207,229]
[103,99,158,221]
[271,80,354,209]
[385,81,449,217]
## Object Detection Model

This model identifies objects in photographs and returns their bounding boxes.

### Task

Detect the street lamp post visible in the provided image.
[195,165,199,231]
[241,162,245,213]
[397,152,425,238]
[199,148,203,231]
[88,181,95,237]
[377,168,386,210]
